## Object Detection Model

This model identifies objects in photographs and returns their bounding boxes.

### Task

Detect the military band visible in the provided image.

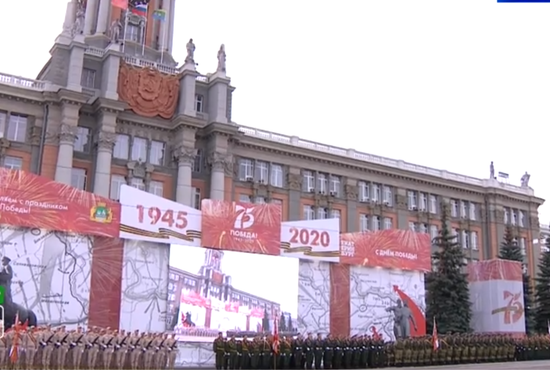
[0,324,179,369]
[212,332,550,369]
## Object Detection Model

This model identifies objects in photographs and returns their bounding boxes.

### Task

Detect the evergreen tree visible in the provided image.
[288,313,294,332]
[279,313,287,331]
[535,237,550,333]
[262,308,270,333]
[498,225,535,334]
[425,203,472,334]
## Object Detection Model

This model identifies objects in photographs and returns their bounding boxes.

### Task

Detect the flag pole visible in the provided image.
[160,17,166,64]
[122,9,129,53]
[141,13,147,56]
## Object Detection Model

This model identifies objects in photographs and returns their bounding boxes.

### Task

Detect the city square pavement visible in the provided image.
[178,362,550,369]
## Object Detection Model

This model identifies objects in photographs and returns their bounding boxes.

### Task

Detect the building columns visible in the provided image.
[95,0,111,35]
[84,0,99,35]
[208,152,231,200]
[93,129,116,198]
[175,147,195,206]
[54,103,81,185]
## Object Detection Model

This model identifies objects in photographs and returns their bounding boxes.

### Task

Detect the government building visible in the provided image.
[0,0,545,280]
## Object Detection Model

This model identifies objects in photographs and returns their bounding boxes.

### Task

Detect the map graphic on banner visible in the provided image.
[119,185,201,246]
[340,230,431,271]
[281,219,340,262]
[0,168,120,237]
[200,200,282,255]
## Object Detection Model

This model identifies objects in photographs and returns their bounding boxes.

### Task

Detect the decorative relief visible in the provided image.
[29,126,42,146]
[494,209,505,223]
[396,194,407,210]
[96,131,117,152]
[126,161,155,187]
[530,216,539,228]
[287,173,302,191]
[59,124,78,144]
[344,184,357,200]
[117,61,180,119]
[207,152,233,176]
[173,146,196,165]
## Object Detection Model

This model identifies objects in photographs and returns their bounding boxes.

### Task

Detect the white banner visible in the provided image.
[119,185,201,247]
[281,218,340,262]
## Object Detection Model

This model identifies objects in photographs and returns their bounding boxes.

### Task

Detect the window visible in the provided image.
[193,188,201,209]
[407,191,417,210]
[131,137,148,162]
[317,174,328,194]
[330,209,341,219]
[452,228,459,237]
[329,176,340,196]
[110,175,126,200]
[149,141,165,166]
[511,210,517,226]
[429,195,437,214]
[519,211,525,227]
[81,68,96,88]
[409,222,416,231]
[460,201,468,218]
[372,184,380,202]
[372,216,381,231]
[317,207,327,219]
[430,225,438,241]
[149,181,164,197]
[255,161,269,183]
[471,231,478,250]
[462,230,470,249]
[303,205,315,220]
[7,114,27,142]
[270,164,283,187]
[303,171,315,192]
[0,112,5,137]
[113,134,130,159]
[504,208,509,224]
[271,199,283,205]
[255,197,266,204]
[520,238,526,256]
[74,127,91,152]
[383,217,393,230]
[3,156,22,170]
[419,193,428,211]
[418,224,427,234]
[469,203,477,220]
[238,159,253,181]
[358,182,370,202]
[450,199,459,217]
[195,94,204,112]
[71,168,87,190]
[193,149,203,172]
[125,23,141,42]
[360,214,369,231]
[383,186,392,205]
[239,194,251,203]
[130,178,145,191]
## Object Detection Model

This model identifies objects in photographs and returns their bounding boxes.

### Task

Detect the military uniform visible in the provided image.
[213,334,225,370]
[86,328,101,369]
[24,327,38,368]
[70,327,85,369]
[41,326,55,370]
[166,334,178,370]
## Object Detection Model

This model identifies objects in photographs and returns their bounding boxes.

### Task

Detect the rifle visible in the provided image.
[41,333,55,347]
[71,335,84,349]
[116,336,128,350]
[87,335,100,349]
[130,337,141,351]
[156,339,166,352]
[102,336,114,350]
[168,340,178,352]
[143,339,154,352]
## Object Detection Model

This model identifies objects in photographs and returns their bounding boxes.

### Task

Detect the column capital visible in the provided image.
[207,151,233,175]
[58,124,78,144]
[173,146,196,166]
[96,131,117,152]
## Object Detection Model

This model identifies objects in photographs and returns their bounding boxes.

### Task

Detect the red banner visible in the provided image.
[201,199,282,255]
[0,169,120,237]
[340,230,431,271]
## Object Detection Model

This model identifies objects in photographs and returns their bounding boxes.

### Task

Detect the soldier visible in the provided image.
[142,332,155,369]
[303,333,314,370]
[86,327,100,369]
[260,336,271,369]
[213,332,225,370]
[249,337,260,370]
[291,335,303,370]
[114,329,128,370]
[166,333,178,370]
[40,325,55,370]
[225,335,238,370]
[152,333,165,369]
[240,335,250,369]
[70,326,84,369]
[279,336,291,369]
[56,325,70,369]
[0,327,7,367]
[24,326,38,368]
[129,331,143,370]
[313,334,323,370]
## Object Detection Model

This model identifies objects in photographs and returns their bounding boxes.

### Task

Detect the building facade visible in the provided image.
[0,0,545,279]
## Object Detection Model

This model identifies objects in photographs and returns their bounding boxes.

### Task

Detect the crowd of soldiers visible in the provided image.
[0,325,179,369]
[211,332,550,369]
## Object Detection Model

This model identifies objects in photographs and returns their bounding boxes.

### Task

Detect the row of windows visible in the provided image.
[504,207,527,227]
[449,199,478,220]
[3,156,22,169]
[358,182,393,205]
[408,191,438,214]
[408,222,480,250]
[303,171,342,196]
[303,206,341,220]
[238,194,283,205]
[360,215,393,231]
[238,159,285,188]
[0,112,28,143]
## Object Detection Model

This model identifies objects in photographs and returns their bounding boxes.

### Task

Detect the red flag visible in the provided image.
[111,0,128,9]
[272,318,280,354]
[10,312,20,364]
[432,317,439,351]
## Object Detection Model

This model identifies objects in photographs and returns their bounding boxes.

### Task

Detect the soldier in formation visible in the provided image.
[212,332,550,369]
[0,324,179,369]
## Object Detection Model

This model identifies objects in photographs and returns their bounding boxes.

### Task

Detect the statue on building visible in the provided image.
[217,44,226,73]
[385,298,417,339]
[490,161,495,179]
[109,19,123,43]
[520,171,531,187]
[185,38,196,63]
[72,5,85,36]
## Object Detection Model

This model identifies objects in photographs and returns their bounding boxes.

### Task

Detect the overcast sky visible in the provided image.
[2,0,550,222]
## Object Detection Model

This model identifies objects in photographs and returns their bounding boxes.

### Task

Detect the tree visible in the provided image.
[288,313,294,332]
[498,225,535,334]
[534,237,550,333]
[425,203,472,334]
[279,313,287,331]
[262,308,270,333]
